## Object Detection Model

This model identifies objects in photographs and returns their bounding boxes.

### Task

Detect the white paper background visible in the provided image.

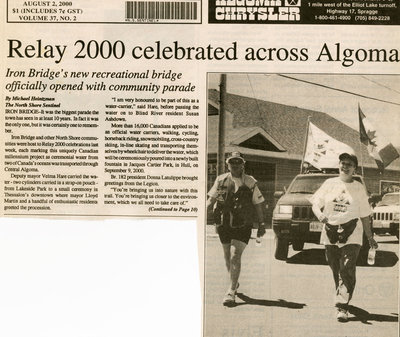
[0,218,201,337]
[2,1,399,336]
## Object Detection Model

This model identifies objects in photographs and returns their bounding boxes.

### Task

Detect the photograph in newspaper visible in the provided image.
[205,73,399,337]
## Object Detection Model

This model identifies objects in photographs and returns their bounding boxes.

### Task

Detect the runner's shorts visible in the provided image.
[216,225,252,244]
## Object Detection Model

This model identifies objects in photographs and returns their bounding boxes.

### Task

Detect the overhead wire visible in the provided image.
[246,74,269,126]
[275,74,400,107]
[360,75,400,95]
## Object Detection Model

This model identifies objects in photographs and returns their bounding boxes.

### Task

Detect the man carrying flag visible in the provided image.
[359,105,400,172]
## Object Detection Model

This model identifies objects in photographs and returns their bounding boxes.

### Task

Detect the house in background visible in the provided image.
[207,89,400,225]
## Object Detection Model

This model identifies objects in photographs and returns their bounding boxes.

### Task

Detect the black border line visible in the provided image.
[4,214,196,217]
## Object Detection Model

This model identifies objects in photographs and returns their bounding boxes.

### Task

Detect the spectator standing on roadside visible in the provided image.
[310,151,378,322]
[206,152,265,306]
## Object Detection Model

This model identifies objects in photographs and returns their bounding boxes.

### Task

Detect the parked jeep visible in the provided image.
[272,173,369,261]
[372,192,400,239]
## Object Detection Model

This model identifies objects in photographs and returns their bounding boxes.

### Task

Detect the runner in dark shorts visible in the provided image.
[216,225,252,245]
[206,152,266,306]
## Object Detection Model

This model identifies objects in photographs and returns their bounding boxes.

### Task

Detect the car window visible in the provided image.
[378,194,400,206]
[288,175,364,195]
[288,176,329,194]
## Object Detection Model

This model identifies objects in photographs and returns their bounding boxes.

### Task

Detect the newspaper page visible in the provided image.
[1,0,399,336]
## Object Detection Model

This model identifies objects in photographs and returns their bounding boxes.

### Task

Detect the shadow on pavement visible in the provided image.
[287,248,327,265]
[357,251,399,267]
[234,293,306,309]
[347,305,398,324]
[287,249,398,267]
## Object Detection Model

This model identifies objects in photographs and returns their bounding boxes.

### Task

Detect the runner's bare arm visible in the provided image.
[255,203,266,236]
[361,216,378,249]
[311,204,328,223]
[206,197,217,210]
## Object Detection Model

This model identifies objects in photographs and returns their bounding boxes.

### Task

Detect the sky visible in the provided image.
[208,74,400,146]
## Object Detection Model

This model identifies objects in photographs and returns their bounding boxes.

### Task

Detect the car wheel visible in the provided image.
[292,240,304,251]
[275,237,289,260]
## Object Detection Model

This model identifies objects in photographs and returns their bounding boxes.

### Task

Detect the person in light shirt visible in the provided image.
[207,152,265,306]
[310,152,378,322]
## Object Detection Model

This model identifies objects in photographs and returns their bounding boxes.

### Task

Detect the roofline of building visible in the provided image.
[208,146,400,172]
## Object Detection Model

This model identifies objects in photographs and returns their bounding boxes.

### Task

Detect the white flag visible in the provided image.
[304,122,354,170]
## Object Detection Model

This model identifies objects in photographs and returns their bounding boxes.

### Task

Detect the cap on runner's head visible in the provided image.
[226,151,245,164]
[339,152,358,168]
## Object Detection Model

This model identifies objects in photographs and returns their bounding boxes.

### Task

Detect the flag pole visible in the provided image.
[300,116,311,173]
[358,103,365,177]
[359,140,364,177]
[217,74,227,176]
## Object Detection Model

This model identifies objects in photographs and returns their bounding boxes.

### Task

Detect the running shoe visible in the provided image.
[336,308,348,322]
[222,292,235,307]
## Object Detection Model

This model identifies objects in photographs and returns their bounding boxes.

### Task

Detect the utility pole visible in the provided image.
[217,74,226,176]
[300,116,311,174]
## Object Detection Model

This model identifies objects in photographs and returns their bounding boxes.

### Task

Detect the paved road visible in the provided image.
[204,227,399,337]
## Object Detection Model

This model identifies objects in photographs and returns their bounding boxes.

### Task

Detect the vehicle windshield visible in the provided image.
[288,175,362,194]
[378,194,400,206]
